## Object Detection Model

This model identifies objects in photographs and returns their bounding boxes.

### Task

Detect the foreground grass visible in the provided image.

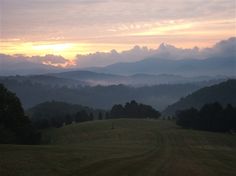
[0,119,236,176]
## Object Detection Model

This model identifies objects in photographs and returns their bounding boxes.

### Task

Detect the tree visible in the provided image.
[0,84,41,144]
[176,102,236,132]
[176,108,198,128]
[105,112,110,119]
[98,112,103,120]
[110,100,161,119]
[110,104,126,118]
[89,113,94,121]
[75,111,81,123]
[224,104,236,131]
[65,114,72,125]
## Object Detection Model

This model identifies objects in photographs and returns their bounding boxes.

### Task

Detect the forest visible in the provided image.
[176,103,236,132]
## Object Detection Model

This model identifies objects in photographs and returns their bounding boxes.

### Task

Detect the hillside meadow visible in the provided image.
[0,119,236,176]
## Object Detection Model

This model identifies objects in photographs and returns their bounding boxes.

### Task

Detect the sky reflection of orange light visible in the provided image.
[1,0,235,61]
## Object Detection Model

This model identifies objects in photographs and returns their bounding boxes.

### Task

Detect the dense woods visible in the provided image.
[0,84,41,144]
[164,79,236,115]
[110,100,161,119]
[28,101,103,129]
[176,103,236,132]
[29,100,161,129]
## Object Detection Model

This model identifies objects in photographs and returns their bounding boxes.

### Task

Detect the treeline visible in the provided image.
[109,100,161,119]
[0,84,41,144]
[164,79,236,116]
[1,82,161,144]
[176,102,236,132]
[28,101,104,129]
[33,110,98,129]
[30,100,161,129]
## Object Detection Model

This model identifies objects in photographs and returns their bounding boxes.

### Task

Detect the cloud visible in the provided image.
[75,37,236,68]
[202,37,236,58]
[75,46,155,67]
[0,54,73,68]
[3,37,234,69]
[30,55,75,67]
[1,37,235,72]
[2,0,235,43]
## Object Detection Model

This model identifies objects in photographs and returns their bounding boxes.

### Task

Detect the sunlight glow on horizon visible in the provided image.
[1,0,235,60]
[0,37,234,60]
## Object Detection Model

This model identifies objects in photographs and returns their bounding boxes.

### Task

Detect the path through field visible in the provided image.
[0,120,236,176]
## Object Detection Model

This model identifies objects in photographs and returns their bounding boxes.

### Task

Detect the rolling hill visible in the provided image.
[1,119,236,176]
[163,79,236,116]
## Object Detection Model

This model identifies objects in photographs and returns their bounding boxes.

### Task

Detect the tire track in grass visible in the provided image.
[68,122,236,176]
[190,132,236,176]
[74,130,164,176]
[75,129,211,176]
[168,130,213,176]
[74,129,175,176]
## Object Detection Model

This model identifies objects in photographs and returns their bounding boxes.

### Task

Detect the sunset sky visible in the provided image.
[1,0,236,60]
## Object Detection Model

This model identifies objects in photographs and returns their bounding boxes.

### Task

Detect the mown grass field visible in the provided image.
[0,119,236,176]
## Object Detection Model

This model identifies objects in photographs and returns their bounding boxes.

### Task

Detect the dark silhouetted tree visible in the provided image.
[0,84,41,144]
[98,112,103,120]
[105,112,110,119]
[176,102,236,132]
[89,113,94,121]
[110,100,161,119]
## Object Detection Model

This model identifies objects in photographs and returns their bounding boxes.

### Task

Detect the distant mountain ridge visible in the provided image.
[1,37,235,76]
[89,55,235,76]
[163,79,236,115]
[87,37,236,76]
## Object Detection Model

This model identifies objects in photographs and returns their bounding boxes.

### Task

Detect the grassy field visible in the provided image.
[0,119,236,176]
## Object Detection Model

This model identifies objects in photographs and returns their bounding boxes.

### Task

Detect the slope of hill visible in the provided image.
[163,79,236,115]
[1,119,236,176]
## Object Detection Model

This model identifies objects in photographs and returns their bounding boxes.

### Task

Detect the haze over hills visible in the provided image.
[0,76,218,110]
[0,75,86,88]
[49,70,230,86]
[163,79,236,116]
[0,36,235,111]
